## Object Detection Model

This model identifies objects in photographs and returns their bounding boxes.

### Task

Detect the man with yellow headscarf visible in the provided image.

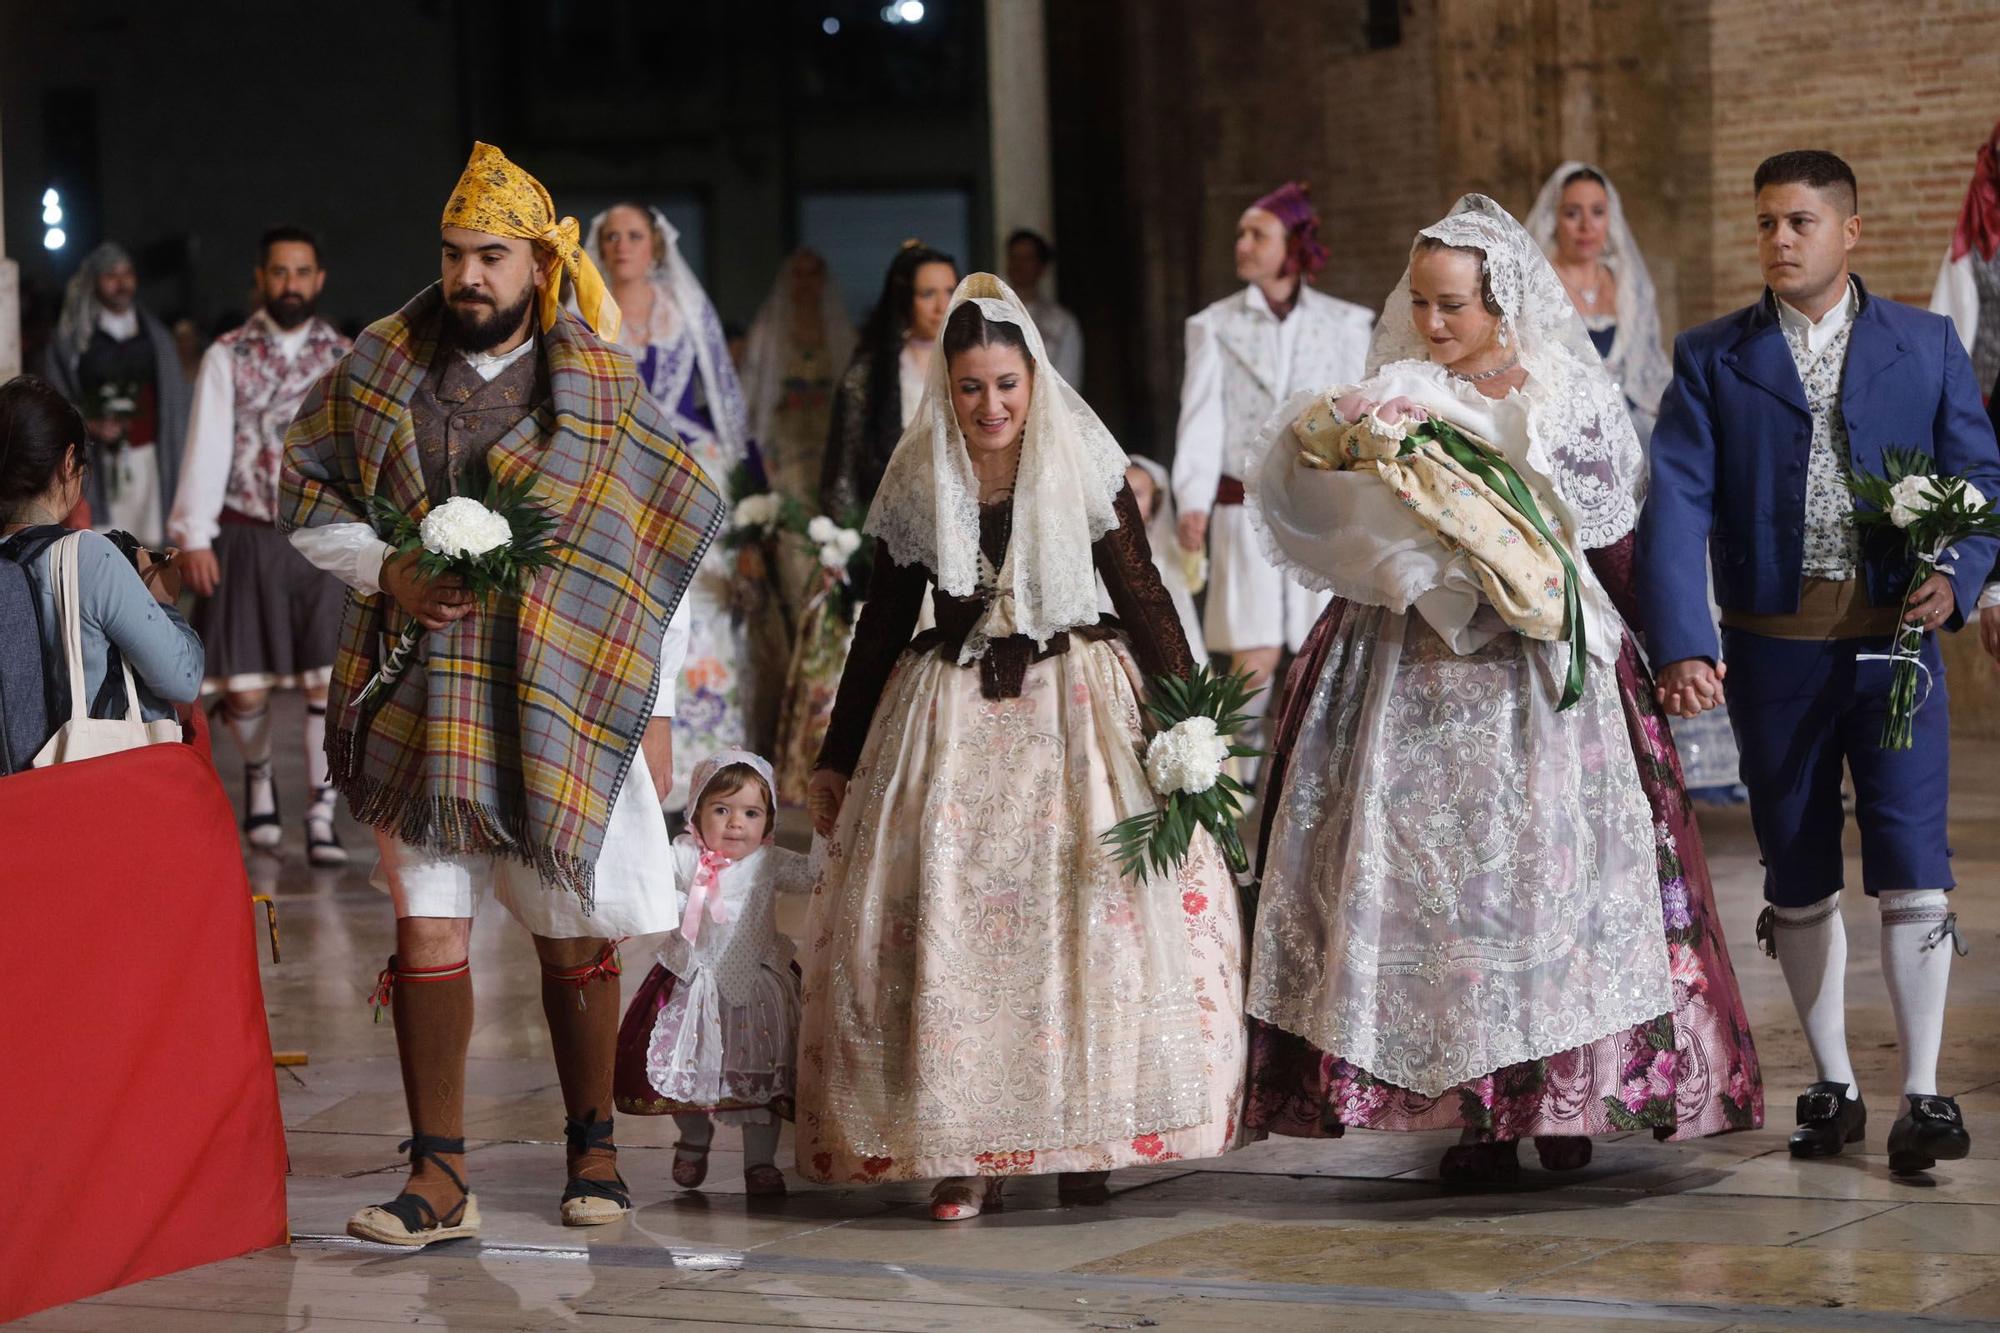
[281,142,725,1245]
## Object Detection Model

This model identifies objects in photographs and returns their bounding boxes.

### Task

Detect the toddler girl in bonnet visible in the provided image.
[614,749,812,1195]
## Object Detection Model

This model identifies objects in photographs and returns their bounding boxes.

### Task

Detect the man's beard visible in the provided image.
[266,294,315,331]
[444,285,535,353]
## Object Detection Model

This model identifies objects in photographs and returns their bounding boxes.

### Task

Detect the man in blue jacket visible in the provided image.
[1638,150,2000,1180]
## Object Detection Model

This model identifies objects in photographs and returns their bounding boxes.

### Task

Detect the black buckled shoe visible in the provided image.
[1788,1081,1865,1158]
[1888,1094,1970,1176]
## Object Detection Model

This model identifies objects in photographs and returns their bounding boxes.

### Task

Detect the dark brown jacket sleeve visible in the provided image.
[1095,482,1196,685]
[813,541,931,776]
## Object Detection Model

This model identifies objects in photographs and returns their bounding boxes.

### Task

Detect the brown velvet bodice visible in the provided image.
[815,482,1194,776]
[409,344,550,503]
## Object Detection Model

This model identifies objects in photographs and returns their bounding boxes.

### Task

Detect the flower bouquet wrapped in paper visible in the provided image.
[1101,664,1263,915]
[1844,448,2000,748]
[354,477,563,710]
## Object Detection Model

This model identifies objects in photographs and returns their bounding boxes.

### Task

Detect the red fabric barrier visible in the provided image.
[0,709,289,1322]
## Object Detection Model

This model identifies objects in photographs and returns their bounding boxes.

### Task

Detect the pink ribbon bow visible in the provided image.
[679,837,734,945]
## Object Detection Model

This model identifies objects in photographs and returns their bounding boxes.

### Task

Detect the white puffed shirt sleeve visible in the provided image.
[1171,312,1225,515]
[166,343,238,550]
[290,523,394,596]
[1977,582,2000,611]
[651,596,692,717]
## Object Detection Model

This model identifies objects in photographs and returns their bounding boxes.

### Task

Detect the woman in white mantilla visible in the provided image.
[799,274,1246,1220]
[1523,163,1673,446]
[1245,195,1761,1185]
[589,204,779,804]
[1526,163,1742,799]
[744,249,854,517]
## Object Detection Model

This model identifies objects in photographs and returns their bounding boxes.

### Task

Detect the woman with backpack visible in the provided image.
[0,374,202,773]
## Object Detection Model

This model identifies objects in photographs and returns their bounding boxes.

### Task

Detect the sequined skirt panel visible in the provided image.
[1246,606,1673,1098]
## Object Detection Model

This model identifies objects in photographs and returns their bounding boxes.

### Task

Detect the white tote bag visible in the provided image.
[31,533,182,767]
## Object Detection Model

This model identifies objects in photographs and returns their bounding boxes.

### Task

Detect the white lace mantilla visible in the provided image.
[863,275,1132,661]
[1523,162,1675,422]
[1367,194,1646,550]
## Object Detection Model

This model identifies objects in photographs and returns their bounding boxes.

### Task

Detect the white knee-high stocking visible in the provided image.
[1880,889,1961,1097]
[304,698,336,825]
[1771,892,1857,1099]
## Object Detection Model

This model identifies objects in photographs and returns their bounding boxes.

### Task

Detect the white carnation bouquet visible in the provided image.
[807,514,864,571]
[1101,664,1263,911]
[730,491,787,537]
[355,476,563,709]
[1844,448,2000,748]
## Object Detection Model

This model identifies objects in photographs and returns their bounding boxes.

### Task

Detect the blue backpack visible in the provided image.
[0,525,70,775]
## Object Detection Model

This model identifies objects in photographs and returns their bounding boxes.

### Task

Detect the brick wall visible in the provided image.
[1695,0,2000,321]
[1050,0,1999,435]
[1182,0,1443,320]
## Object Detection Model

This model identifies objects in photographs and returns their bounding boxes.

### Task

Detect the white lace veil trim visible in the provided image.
[742,251,856,453]
[864,273,1131,661]
[1523,163,1674,417]
[1368,193,1645,549]
[585,206,751,464]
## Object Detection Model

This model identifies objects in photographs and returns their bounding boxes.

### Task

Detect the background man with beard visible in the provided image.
[170,227,354,865]
[283,144,722,1245]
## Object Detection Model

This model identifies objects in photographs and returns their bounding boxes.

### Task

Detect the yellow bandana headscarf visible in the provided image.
[440,141,620,342]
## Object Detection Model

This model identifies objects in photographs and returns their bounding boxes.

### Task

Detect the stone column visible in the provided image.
[0,105,19,381]
[986,0,1055,288]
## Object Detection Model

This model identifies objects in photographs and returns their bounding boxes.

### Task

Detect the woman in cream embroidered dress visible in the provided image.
[1245,196,1761,1184]
[799,275,1245,1221]
[590,204,777,802]
[1525,163,1742,800]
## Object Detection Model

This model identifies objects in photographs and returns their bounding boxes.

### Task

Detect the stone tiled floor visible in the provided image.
[18,698,2000,1330]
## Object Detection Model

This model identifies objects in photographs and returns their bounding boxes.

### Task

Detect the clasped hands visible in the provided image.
[1653,658,1728,719]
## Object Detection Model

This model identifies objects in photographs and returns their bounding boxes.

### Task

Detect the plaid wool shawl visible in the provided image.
[280,284,723,906]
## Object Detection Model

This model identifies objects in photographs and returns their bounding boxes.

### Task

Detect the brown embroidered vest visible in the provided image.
[409,345,549,503]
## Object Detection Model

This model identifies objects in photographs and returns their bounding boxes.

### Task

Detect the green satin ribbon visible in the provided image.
[1403,419,1588,710]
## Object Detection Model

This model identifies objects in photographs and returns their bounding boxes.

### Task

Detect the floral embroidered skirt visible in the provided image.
[797,638,1246,1183]
[1246,598,1764,1142]
[773,584,856,808]
[670,542,789,812]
